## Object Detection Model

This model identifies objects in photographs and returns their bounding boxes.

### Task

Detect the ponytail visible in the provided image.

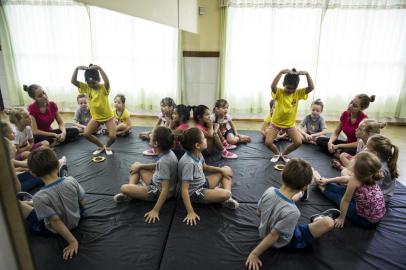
[357,94,375,110]
[389,144,399,179]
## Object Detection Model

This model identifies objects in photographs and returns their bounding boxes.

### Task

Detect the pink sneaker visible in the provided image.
[143,148,157,156]
[221,150,238,159]
[223,140,237,150]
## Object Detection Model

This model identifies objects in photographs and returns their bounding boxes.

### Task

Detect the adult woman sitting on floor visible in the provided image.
[316,94,375,157]
[24,84,79,146]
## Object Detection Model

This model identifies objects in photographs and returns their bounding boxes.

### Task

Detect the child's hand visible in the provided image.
[144,209,160,223]
[89,64,101,70]
[334,216,345,228]
[319,178,328,186]
[297,71,309,75]
[305,134,312,141]
[280,69,291,74]
[245,252,262,270]
[76,65,88,70]
[213,123,219,132]
[327,142,335,153]
[183,212,200,226]
[62,240,78,260]
[130,162,142,174]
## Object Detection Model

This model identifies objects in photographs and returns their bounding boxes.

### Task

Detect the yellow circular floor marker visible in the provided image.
[92,156,106,163]
[274,164,285,171]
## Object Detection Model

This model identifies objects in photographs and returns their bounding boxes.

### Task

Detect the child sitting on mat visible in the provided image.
[6,108,50,161]
[269,68,315,163]
[141,97,176,156]
[194,105,237,159]
[211,98,251,146]
[71,64,116,156]
[245,158,340,270]
[170,104,191,159]
[318,151,386,228]
[332,119,386,171]
[114,126,178,223]
[113,94,132,136]
[179,128,239,226]
[297,98,327,144]
[261,99,287,147]
[73,93,97,135]
[363,135,398,203]
[21,148,85,260]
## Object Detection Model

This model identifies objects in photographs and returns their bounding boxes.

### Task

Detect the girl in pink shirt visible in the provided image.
[318,151,386,228]
[193,105,237,159]
[316,94,375,156]
[25,84,79,146]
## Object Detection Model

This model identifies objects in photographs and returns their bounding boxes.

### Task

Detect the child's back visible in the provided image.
[154,150,178,198]
[33,176,84,232]
[178,151,206,196]
[258,187,300,247]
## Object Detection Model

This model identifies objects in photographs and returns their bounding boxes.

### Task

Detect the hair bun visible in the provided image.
[369,95,376,103]
[291,68,297,72]
[379,122,387,129]
[23,85,28,92]
[88,63,93,67]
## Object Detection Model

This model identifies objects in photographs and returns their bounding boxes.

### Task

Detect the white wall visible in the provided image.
[183,56,218,107]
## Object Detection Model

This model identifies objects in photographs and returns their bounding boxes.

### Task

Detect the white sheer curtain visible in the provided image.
[316,8,406,118]
[224,0,406,118]
[224,6,322,115]
[89,7,179,111]
[3,1,91,108]
[2,0,179,112]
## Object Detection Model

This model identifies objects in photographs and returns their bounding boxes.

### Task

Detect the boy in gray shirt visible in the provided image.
[22,148,85,261]
[246,158,340,270]
[73,93,92,134]
[298,99,327,144]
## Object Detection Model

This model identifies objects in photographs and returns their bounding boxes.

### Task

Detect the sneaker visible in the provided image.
[310,208,341,223]
[17,192,33,201]
[223,140,237,150]
[93,147,105,155]
[300,189,309,201]
[113,193,130,203]
[222,198,239,209]
[102,129,108,135]
[270,154,280,163]
[105,147,113,156]
[281,155,290,163]
[58,156,68,177]
[143,148,157,156]
[221,150,238,159]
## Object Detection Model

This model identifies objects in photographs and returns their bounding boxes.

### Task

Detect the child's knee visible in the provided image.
[227,137,238,145]
[120,184,131,194]
[220,190,231,201]
[42,140,50,147]
[320,216,335,230]
[293,137,303,146]
[222,166,233,175]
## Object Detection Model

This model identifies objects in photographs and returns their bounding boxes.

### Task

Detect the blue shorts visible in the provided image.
[26,210,51,235]
[285,224,314,249]
[190,179,210,203]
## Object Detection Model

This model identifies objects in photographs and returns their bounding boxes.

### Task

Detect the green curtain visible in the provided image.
[0,4,23,106]
[215,7,227,100]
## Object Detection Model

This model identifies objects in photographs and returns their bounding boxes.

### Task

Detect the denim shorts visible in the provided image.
[285,224,314,249]
[26,210,51,235]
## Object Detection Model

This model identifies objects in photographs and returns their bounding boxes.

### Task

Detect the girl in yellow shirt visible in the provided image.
[71,64,116,156]
[269,68,314,163]
[113,94,132,136]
